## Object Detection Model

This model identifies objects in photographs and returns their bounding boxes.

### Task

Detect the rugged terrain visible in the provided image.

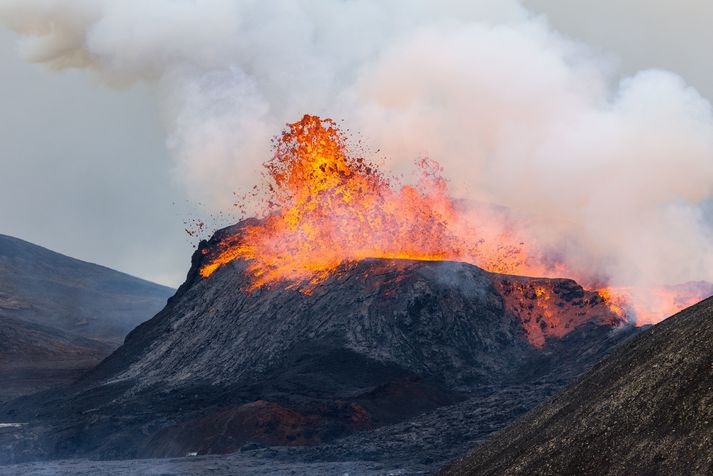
[440,296,713,476]
[0,225,639,468]
[0,234,174,400]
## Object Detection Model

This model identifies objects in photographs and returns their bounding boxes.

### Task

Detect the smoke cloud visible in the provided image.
[3,0,713,321]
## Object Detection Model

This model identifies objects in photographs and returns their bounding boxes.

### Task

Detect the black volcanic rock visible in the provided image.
[0,234,174,401]
[439,296,713,476]
[0,226,639,465]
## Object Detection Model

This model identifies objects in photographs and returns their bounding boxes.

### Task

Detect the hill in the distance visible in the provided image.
[0,315,113,402]
[0,234,174,342]
[0,234,174,401]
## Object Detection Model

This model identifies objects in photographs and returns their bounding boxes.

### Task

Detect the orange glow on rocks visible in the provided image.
[199,114,711,328]
[597,285,709,326]
[495,278,622,348]
[200,114,519,288]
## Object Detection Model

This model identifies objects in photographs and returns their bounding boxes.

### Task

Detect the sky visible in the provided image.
[1,0,713,288]
[0,28,193,286]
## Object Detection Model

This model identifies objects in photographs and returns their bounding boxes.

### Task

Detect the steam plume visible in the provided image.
[3,0,713,322]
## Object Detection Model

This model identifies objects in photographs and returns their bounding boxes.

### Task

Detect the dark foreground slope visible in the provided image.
[440,296,713,476]
[0,235,174,401]
[0,226,638,467]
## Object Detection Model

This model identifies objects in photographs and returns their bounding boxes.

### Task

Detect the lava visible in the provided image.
[200,114,711,326]
[495,278,622,348]
[201,114,522,288]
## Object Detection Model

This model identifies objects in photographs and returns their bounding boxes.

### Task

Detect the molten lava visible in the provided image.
[201,115,517,288]
[200,114,711,327]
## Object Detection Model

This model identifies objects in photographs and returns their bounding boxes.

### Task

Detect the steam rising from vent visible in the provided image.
[3,0,713,323]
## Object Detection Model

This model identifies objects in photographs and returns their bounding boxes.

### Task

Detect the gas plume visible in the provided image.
[3,0,713,323]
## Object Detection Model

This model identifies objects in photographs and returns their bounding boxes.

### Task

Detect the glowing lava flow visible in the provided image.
[199,114,711,326]
[200,114,510,288]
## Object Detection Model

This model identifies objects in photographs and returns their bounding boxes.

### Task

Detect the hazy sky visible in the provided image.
[0,28,194,286]
[526,0,713,98]
[1,1,712,287]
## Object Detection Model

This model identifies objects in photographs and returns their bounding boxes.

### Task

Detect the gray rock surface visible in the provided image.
[0,454,414,476]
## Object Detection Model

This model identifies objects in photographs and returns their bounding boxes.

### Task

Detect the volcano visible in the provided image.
[0,223,639,466]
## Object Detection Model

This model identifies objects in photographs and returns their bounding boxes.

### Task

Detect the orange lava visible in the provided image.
[495,278,622,348]
[201,115,516,288]
[200,114,712,327]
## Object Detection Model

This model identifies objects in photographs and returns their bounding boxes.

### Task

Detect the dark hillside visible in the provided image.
[440,297,713,476]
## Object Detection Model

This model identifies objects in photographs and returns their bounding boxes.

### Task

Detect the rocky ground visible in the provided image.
[0,379,610,474]
[0,382,559,475]
[0,455,414,476]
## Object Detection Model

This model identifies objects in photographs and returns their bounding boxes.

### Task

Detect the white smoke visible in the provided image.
[3,0,713,316]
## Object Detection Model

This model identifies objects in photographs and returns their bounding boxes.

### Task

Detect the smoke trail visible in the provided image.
[3,0,713,322]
